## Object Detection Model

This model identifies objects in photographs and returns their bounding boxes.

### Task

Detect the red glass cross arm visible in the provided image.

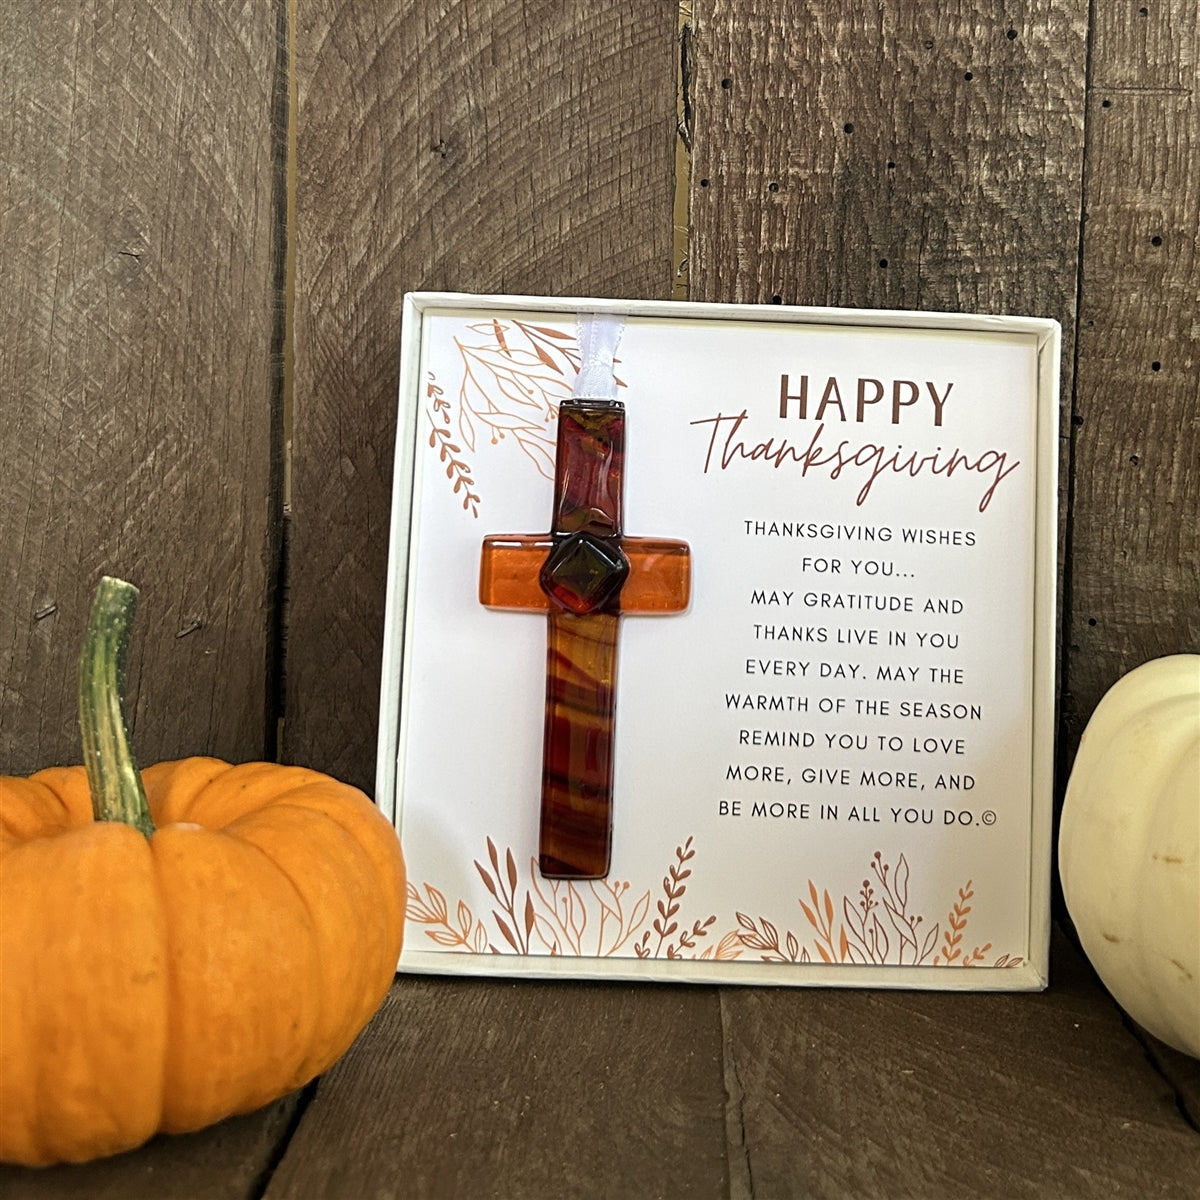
[478,399,691,880]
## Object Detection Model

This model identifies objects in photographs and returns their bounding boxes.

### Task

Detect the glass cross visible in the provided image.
[479,398,691,879]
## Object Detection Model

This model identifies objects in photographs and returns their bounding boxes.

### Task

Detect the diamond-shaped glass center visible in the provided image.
[539,532,630,615]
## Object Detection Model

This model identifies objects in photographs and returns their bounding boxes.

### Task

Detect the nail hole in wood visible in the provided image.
[1151,361,1161,371]
[1151,235,1163,246]
[767,181,779,192]
[1101,98,1112,108]
[964,71,973,80]
[879,259,888,268]
[699,178,709,187]
[771,295,783,304]
[720,78,732,89]
[1006,28,1017,40]
[843,122,854,134]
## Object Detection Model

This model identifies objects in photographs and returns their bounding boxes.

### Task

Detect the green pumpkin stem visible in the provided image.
[79,576,154,835]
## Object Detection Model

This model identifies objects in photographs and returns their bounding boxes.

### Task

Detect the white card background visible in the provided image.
[388,302,1053,981]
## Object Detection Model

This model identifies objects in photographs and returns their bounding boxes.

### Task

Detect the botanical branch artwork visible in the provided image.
[424,319,625,517]
[736,850,1023,968]
[407,837,741,961]
[425,373,480,518]
[406,843,1022,968]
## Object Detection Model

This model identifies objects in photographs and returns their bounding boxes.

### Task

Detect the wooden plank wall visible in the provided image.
[1067,4,1200,747]
[1,4,285,776]
[2,0,1197,1196]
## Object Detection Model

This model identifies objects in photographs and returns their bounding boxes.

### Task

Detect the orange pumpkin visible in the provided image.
[0,578,405,1166]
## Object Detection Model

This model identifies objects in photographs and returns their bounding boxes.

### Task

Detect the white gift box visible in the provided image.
[377,292,1060,989]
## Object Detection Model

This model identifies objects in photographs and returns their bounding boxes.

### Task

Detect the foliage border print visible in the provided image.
[407,840,1023,969]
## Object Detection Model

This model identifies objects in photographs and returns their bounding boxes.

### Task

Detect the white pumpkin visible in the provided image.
[1060,654,1200,1057]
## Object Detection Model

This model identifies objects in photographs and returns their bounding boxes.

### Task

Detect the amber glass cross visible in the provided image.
[479,399,691,879]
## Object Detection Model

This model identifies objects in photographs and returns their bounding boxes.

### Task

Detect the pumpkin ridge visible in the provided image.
[9,823,167,1164]
[143,758,231,826]
[223,801,394,1078]
[182,762,329,829]
[244,784,406,968]
[1,770,91,845]
[149,821,176,1143]
[148,823,322,1132]
[208,821,333,1089]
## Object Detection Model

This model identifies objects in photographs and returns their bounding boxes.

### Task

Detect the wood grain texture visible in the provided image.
[688,0,1088,329]
[721,929,1200,1199]
[1140,1032,1200,1131]
[0,0,282,773]
[285,0,678,790]
[1063,1,1200,747]
[263,976,728,1199]
[0,1094,306,1200]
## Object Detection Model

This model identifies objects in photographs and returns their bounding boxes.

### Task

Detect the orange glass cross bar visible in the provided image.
[478,399,691,880]
[479,536,691,613]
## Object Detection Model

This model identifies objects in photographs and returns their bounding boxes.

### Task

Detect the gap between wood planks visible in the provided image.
[267,0,298,764]
[674,0,694,300]
[249,1082,319,1200]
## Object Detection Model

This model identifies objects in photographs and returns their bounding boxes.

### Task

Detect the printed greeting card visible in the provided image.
[378,294,1059,989]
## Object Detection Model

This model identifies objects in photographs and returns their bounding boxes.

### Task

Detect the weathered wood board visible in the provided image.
[0,2,284,774]
[263,978,729,1199]
[689,0,1089,328]
[0,1096,304,1200]
[720,930,1200,1200]
[1065,1,1200,750]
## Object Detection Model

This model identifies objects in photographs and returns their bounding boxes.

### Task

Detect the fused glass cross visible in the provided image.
[479,398,691,879]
